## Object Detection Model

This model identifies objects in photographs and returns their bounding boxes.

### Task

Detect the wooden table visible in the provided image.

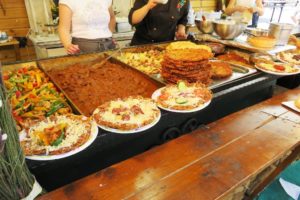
[0,39,21,61]
[39,88,300,200]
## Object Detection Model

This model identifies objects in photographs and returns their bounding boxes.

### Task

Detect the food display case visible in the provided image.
[0,41,279,191]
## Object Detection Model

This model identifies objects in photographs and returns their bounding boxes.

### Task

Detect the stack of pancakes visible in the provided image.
[161,42,214,85]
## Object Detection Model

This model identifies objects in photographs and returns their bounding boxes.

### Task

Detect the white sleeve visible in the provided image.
[59,0,74,11]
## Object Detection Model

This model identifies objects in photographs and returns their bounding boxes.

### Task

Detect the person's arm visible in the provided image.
[252,0,264,16]
[108,5,116,32]
[130,0,158,25]
[58,4,80,54]
[225,0,249,15]
[176,24,187,39]
[176,1,189,40]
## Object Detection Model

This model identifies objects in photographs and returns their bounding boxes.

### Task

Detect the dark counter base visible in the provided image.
[277,74,300,89]
[27,73,277,191]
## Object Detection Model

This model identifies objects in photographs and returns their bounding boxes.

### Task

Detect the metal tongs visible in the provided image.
[92,46,123,69]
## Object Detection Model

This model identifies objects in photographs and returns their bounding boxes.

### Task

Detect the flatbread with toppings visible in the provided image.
[21,114,92,156]
[255,61,299,74]
[93,96,160,131]
[277,50,300,65]
[155,81,212,111]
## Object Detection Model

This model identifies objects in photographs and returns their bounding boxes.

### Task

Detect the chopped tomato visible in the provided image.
[33,82,38,88]
[3,74,9,80]
[15,91,22,98]
[274,65,285,71]
[159,94,169,101]
[121,114,130,121]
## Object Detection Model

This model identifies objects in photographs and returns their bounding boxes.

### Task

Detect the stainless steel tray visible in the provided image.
[112,41,258,88]
[37,52,163,116]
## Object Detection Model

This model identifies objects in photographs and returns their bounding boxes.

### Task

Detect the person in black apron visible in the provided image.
[128,0,190,46]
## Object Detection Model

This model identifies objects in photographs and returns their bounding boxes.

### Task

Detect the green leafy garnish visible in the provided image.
[177,81,187,92]
[51,130,65,146]
[175,97,188,104]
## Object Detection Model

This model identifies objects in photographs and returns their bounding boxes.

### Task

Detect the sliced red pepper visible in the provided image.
[274,65,285,71]
[29,94,36,99]
[15,91,22,98]
[33,82,38,88]
[12,111,23,122]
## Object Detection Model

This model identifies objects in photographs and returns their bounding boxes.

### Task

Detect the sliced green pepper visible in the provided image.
[51,130,65,147]
[9,77,28,83]
[45,101,66,117]
[14,100,25,109]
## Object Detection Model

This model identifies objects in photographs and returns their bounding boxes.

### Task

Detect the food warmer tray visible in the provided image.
[112,41,259,90]
[0,49,279,191]
[37,52,164,116]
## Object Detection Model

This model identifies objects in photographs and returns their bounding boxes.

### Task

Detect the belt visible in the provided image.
[72,37,112,42]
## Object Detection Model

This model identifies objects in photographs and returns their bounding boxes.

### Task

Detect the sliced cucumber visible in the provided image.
[176,97,188,104]
[231,66,249,74]
[177,81,187,92]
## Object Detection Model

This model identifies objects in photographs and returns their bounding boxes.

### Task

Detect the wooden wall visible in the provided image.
[191,0,217,12]
[0,0,36,63]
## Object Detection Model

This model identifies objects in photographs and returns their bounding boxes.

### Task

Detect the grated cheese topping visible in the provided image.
[28,115,90,151]
[95,98,159,126]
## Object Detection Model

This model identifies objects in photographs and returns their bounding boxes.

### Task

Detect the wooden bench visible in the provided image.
[39,88,300,200]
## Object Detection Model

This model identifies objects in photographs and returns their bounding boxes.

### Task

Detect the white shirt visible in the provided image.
[59,0,112,39]
[232,0,256,23]
[236,0,255,8]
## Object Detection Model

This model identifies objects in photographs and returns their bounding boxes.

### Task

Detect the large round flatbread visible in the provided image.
[93,96,160,131]
[21,114,92,156]
[157,82,212,110]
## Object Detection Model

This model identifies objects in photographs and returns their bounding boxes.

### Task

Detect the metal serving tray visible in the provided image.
[112,41,259,89]
[0,61,82,115]
[37,52,164,116]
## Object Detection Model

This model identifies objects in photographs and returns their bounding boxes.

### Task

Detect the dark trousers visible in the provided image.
[248,12,259,28]
[72,37,116,53]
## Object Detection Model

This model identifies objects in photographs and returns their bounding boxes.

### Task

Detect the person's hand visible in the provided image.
[248,7,257,13]
[66,44,80,54]
[146,0,158,10]
[175,28,187,40]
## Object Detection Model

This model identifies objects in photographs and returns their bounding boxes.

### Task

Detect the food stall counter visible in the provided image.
[38,88,300,200]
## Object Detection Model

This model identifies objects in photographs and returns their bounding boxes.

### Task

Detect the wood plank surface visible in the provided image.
[39,89,300,200]
[0,0,36,62]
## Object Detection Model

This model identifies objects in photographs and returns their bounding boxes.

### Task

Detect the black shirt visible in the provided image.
[128,0,189,45]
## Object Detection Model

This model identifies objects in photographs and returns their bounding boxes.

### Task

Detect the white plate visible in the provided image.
[276,54,300,66]
[254,64,300,76]
[96,111,161,134]
[282,101,300,113]
[23,121,98,161]
[151,87,212,113]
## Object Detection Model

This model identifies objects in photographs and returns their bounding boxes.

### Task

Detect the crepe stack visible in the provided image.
[161,42,214,85]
